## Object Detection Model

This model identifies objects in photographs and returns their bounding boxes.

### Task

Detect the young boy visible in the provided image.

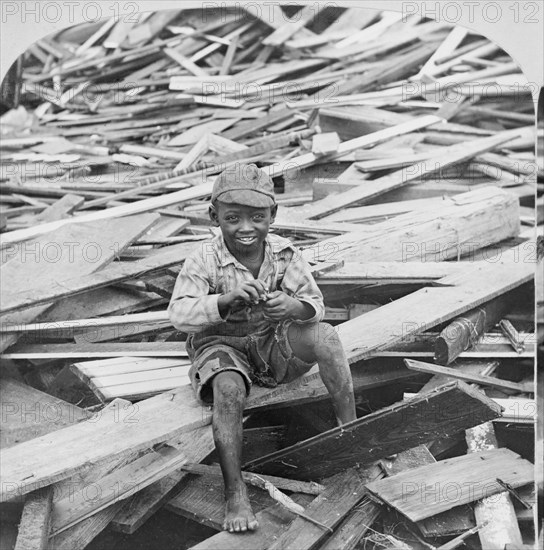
[168,163,356,533]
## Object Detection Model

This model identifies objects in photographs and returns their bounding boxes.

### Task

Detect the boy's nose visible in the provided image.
[240,219,253,231]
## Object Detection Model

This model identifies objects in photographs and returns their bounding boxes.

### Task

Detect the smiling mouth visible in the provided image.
[236,236,257,244]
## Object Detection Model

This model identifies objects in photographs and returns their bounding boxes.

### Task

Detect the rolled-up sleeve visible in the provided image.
[280,250,325,324]
[168,254,223,333]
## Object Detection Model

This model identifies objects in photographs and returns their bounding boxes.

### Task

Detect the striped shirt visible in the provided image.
[168,232,324,335]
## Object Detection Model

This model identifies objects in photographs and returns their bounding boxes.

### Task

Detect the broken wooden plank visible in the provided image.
[365,448,534,522]
[404,359,529,392]
[244,382,501,480]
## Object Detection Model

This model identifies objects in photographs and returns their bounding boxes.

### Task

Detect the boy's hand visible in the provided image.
[263,291,313,321]
[218,280,268,317]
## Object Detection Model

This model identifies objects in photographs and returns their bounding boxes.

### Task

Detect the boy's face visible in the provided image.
[209,201,277,257]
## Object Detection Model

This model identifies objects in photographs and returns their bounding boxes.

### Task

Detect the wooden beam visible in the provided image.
[435,295,513,364]
[365,448,534,522]
[244,382,501,480]
[301,187,520,263]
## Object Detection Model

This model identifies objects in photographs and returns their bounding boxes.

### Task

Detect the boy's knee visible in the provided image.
[212,371,247,402]
[316,322,341,347]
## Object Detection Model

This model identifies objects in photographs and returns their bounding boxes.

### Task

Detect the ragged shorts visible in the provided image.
[187,320,315,404]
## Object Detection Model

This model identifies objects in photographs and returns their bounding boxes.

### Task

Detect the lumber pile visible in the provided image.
[0,5,539,550]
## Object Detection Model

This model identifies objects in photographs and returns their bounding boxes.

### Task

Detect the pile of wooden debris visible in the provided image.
[0,6,541,550]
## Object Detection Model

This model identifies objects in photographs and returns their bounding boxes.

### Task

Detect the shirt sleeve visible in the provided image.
[168,252,223,333]
[280,248,325,324]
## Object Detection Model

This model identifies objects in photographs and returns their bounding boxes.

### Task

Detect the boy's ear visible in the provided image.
[270,204,278,222]
[209,205,220,226]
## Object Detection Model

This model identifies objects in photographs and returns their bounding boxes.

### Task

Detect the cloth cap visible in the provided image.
[212,163,275,207]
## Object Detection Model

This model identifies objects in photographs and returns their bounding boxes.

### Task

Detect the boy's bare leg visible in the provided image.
[288,322,356,425]
[211,371,259,532]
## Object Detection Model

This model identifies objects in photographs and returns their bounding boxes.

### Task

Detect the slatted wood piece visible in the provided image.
[365,448,534,522]
[244,382,501,480]
[89,368,192,402]
[72,356,189,379]
[0,385,211,501]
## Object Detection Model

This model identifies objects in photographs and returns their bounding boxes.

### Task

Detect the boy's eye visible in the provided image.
[253,214,264,221]
[225,216,238,222]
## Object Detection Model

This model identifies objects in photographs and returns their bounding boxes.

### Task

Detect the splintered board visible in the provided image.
[244,382,502,480]
[365,448,534,522]
[70,356,192,401]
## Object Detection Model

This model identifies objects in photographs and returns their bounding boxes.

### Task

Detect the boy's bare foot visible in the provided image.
[223,484,259,532]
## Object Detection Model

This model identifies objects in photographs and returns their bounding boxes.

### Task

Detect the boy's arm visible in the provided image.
[168,255,224,333]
